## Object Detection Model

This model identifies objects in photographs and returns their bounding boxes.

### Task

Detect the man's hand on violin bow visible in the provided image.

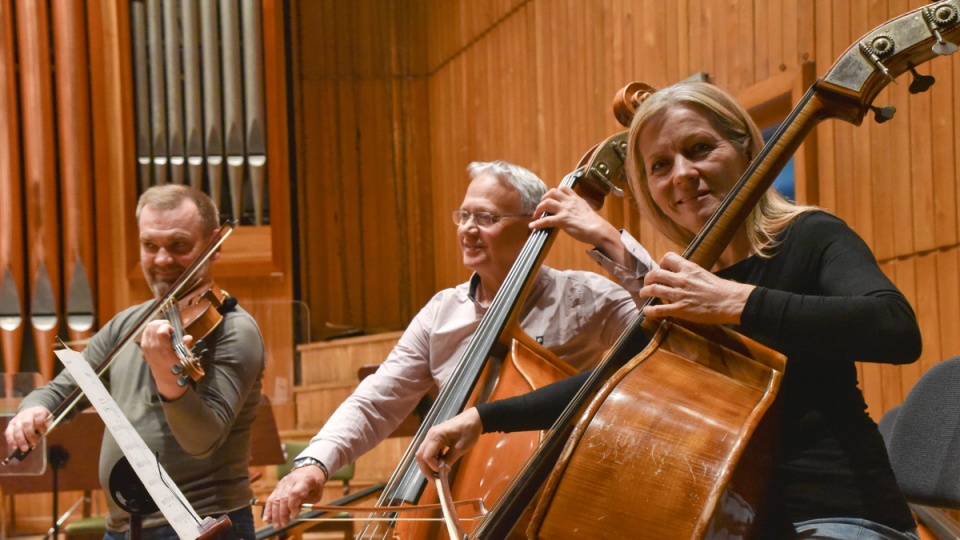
[4,406,51,454]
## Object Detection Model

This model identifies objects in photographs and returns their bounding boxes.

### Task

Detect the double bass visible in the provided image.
[455,2,960,538]
[354,141,634,540]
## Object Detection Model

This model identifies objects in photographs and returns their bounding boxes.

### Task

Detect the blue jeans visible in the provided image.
[104,506,255,540]
[793,517,920,540]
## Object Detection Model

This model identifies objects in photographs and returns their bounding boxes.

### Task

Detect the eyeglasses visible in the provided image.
[451,210,532,228]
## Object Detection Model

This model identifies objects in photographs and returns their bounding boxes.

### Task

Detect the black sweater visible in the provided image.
[478,211,920,532]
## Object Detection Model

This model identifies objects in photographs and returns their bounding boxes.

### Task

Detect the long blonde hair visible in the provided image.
[626,81,815,255]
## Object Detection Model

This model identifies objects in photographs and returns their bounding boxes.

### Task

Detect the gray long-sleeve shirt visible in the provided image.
[21,300,264,532]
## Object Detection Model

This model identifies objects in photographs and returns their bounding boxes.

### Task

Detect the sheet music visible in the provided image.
[55,347,202,539]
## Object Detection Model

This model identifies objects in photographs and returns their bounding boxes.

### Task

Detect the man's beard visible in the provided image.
[146,262,210,298]
[145,266,185,298]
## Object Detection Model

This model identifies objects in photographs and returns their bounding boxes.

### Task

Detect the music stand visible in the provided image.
[0,411,105,537]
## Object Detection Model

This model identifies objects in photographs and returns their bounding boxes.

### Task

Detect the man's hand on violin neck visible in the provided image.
[140,319,190,400]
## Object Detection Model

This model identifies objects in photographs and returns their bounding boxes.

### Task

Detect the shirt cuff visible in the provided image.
[298,441,348,476]
[587,229,658,292]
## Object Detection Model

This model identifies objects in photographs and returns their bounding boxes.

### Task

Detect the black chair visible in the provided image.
[879,356,960,539]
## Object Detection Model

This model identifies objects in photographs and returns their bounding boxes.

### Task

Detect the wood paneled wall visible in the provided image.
[294,0,960,423]
[292,0,434,340]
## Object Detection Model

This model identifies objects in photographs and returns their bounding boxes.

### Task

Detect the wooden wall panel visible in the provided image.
[295,0,432,339]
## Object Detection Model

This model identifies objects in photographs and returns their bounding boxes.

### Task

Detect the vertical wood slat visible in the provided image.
[814,0,836,214]
[931,35,957,248]
[850,5,880,249]
[868,2,894,261]
[52,0,97,344]
[936,249,960,359]
[832,2,856,223]
[0,0,24,377]
[17,0,60,381]
[889,0,915,257]
[914,252,941,378]
[908,49,936,253]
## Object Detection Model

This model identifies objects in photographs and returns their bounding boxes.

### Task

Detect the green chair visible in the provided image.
[63,515,106,540]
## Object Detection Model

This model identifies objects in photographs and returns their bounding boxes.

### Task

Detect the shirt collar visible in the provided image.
[467,272,484,308]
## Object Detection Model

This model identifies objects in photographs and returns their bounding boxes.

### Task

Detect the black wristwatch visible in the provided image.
[291,457,329,480]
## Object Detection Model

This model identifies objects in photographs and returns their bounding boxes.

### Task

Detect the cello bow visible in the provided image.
[473,2,960,538]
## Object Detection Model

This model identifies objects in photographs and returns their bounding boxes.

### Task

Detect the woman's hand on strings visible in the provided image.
[640,252,754,325]
[262,466,327,528]
[416,407,483,480]
[4,406,51,453]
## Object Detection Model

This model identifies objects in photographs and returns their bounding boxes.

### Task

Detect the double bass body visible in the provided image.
[528,320,784,539]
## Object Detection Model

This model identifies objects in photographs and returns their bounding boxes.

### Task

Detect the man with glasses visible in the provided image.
[263,160,653,527]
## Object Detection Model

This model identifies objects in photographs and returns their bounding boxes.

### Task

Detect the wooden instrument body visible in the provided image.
[395,330,578,539]
[451,333,577,532]
[529,321,784,539]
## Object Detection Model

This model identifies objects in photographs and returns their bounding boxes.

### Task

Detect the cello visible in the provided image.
[457,3,960,538]
[354,144,633,540]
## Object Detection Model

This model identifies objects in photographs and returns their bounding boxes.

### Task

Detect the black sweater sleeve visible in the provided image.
[477,370,591,433]
[735,213,921,365]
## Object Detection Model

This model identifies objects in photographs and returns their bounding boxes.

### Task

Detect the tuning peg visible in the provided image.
[923,5,960,56]
[870,105,896,124]
[932,39,958,55]
[907,66,935,94]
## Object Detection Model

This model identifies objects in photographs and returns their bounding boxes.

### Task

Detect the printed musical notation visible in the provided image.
[55,347,202,539]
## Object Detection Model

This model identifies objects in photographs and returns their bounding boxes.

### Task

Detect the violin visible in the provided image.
[2,220,236,464]
[161,278,236,386]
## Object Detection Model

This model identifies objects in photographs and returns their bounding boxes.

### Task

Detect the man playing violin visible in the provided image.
[5,184,265,540]
[262,160,651,527]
